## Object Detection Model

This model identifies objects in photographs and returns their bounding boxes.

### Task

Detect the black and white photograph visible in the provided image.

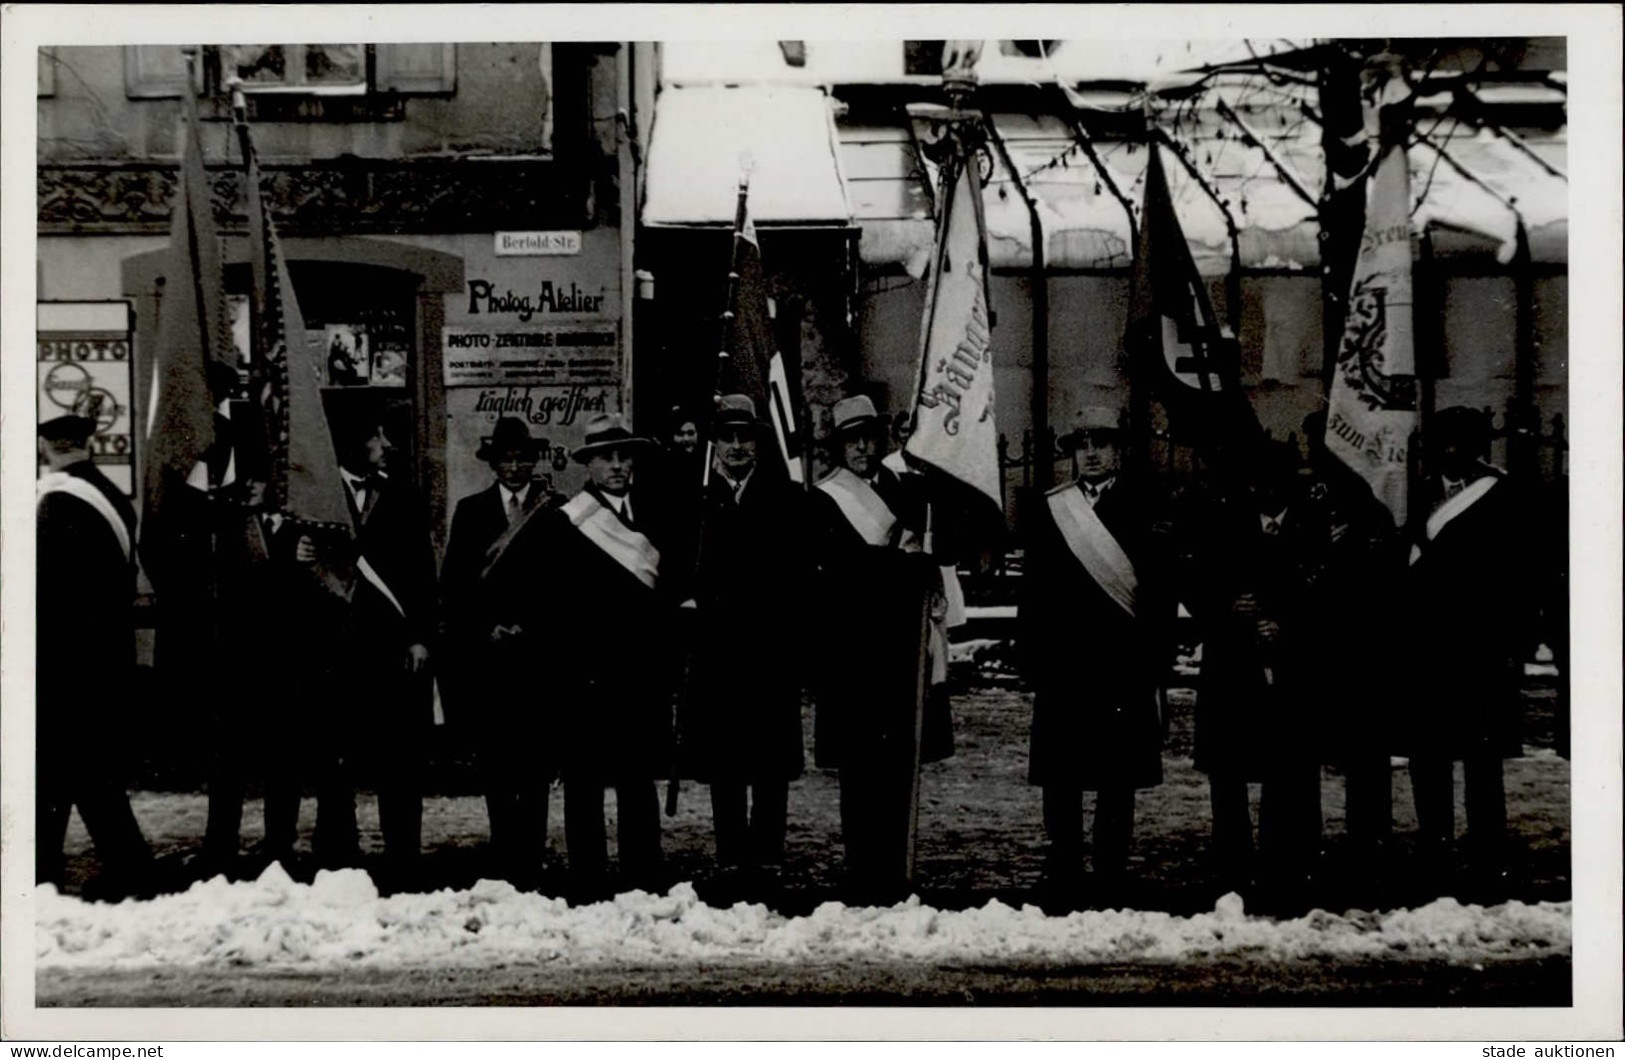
[1,3,1620,1044]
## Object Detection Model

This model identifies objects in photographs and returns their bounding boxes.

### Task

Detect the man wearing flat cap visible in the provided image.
[521,412,674,892]
[442,417,565,878]
[681,395,812,892]
[36,411,155,895]
[1402,406,1535,893]
[810,394,952,902]
[1020,407,1174,906]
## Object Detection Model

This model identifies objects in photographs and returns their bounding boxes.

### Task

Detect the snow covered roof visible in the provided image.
[642,57,1567,268]
[842,110,1567,272]
[659,39,1298,89]
[641,85,853,227]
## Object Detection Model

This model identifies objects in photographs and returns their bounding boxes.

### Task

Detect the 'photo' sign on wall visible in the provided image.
[37,301,135,494]
[442,320,619,388]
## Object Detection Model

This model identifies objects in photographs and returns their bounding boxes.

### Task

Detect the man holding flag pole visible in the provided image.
[807,41,1002,900]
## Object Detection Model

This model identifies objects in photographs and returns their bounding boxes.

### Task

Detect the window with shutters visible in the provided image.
[222,44,367,95]
[121,44,459,99]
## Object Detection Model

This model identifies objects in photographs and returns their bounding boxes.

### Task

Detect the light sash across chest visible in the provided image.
[817,467,898,547]
[1046,484,1138,618]
[1409,475,1497,566]
[37,472,131,562]
[563,491,660,589]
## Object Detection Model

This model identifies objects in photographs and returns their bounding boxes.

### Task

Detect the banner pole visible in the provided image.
[667,174,752,819]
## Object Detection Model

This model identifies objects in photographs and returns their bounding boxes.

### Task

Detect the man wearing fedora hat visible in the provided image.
[1020,406,1173,906]
[520,412,674,891]
[681,394,812,893]
[442,416,565,878]
[1402,406,1535,893]
[36,411,155,894]
[809,394,952,902]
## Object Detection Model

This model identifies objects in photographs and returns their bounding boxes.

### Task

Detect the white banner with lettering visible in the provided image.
[1325,136,1419,526]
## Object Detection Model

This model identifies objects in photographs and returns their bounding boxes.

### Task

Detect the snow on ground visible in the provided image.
[36,864,1569,973]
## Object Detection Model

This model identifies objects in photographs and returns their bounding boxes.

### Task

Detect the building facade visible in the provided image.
[38,42,649,561]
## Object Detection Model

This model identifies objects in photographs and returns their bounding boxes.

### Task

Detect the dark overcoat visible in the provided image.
[330,475,439,745]
[809,466,953,771]
[514,483,677,781]
[681,471,812,784]
[441,480,561,734]
[1019,476,1171,790]
[214,508,342,709]
[1400,469,1532,760]
[1300,459,1405,764]
[36,461,138,767]
[1189,487,1337,779]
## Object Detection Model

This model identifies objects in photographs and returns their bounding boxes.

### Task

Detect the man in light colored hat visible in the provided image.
[681,395,812,896]
[1020,406,1173,907]
[809,394,953,903]
[520,412,673,892]
[441,416,565,879]
[1402,406,1535,896]
[36,411,155,895]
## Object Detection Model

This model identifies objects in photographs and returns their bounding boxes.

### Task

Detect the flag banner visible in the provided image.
[1324,138,1418,526]
[904,155,1000,510]
[140,90,233,536]
[1127,144,1260,455]
[242,119,354,534]
[727,210,805,483]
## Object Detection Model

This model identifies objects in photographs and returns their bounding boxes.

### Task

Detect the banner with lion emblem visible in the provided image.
[1325,137,1418,526]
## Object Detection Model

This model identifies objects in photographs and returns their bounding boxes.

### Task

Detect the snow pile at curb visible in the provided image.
[36,864,1570,972]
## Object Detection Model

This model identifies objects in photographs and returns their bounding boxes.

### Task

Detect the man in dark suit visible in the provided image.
[36,412,154,894]
[200,423,336,874]
[1300,409,1403,865]
[809,395,952,903]
[442,417,563,878]
[1020,407,1173,906]
[1404,406,1535,893]
[681,395,811,893]
[519,413,674,893]
[312,418,438,871]
[1189,440,1334,910]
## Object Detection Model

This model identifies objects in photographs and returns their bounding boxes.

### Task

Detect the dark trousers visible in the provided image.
[1209,765,1322,883]
[36,742,152,886]
[710,780,789,869]
[838,763,914,896]
[469,646,554,870]
[203,697,303,862]
[1042,786,1136,876]
[314,662,431,864]
[485,776,552,870]
[1343,752,1393,847]
[1409,753,1507,863]
[563,777,662,884]
[203,762,303,861]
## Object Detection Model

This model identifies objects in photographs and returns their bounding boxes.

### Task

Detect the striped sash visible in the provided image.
[1046,483,1138,618]
[562,491,660,589]
[816,467,898,547]
[1410,475,1498,566]
[37,472,131,563]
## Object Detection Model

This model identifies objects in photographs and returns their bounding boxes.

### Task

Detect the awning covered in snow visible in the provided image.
[840,111,1568,273]
[642,79,1566,269]
[641,85,853,227]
